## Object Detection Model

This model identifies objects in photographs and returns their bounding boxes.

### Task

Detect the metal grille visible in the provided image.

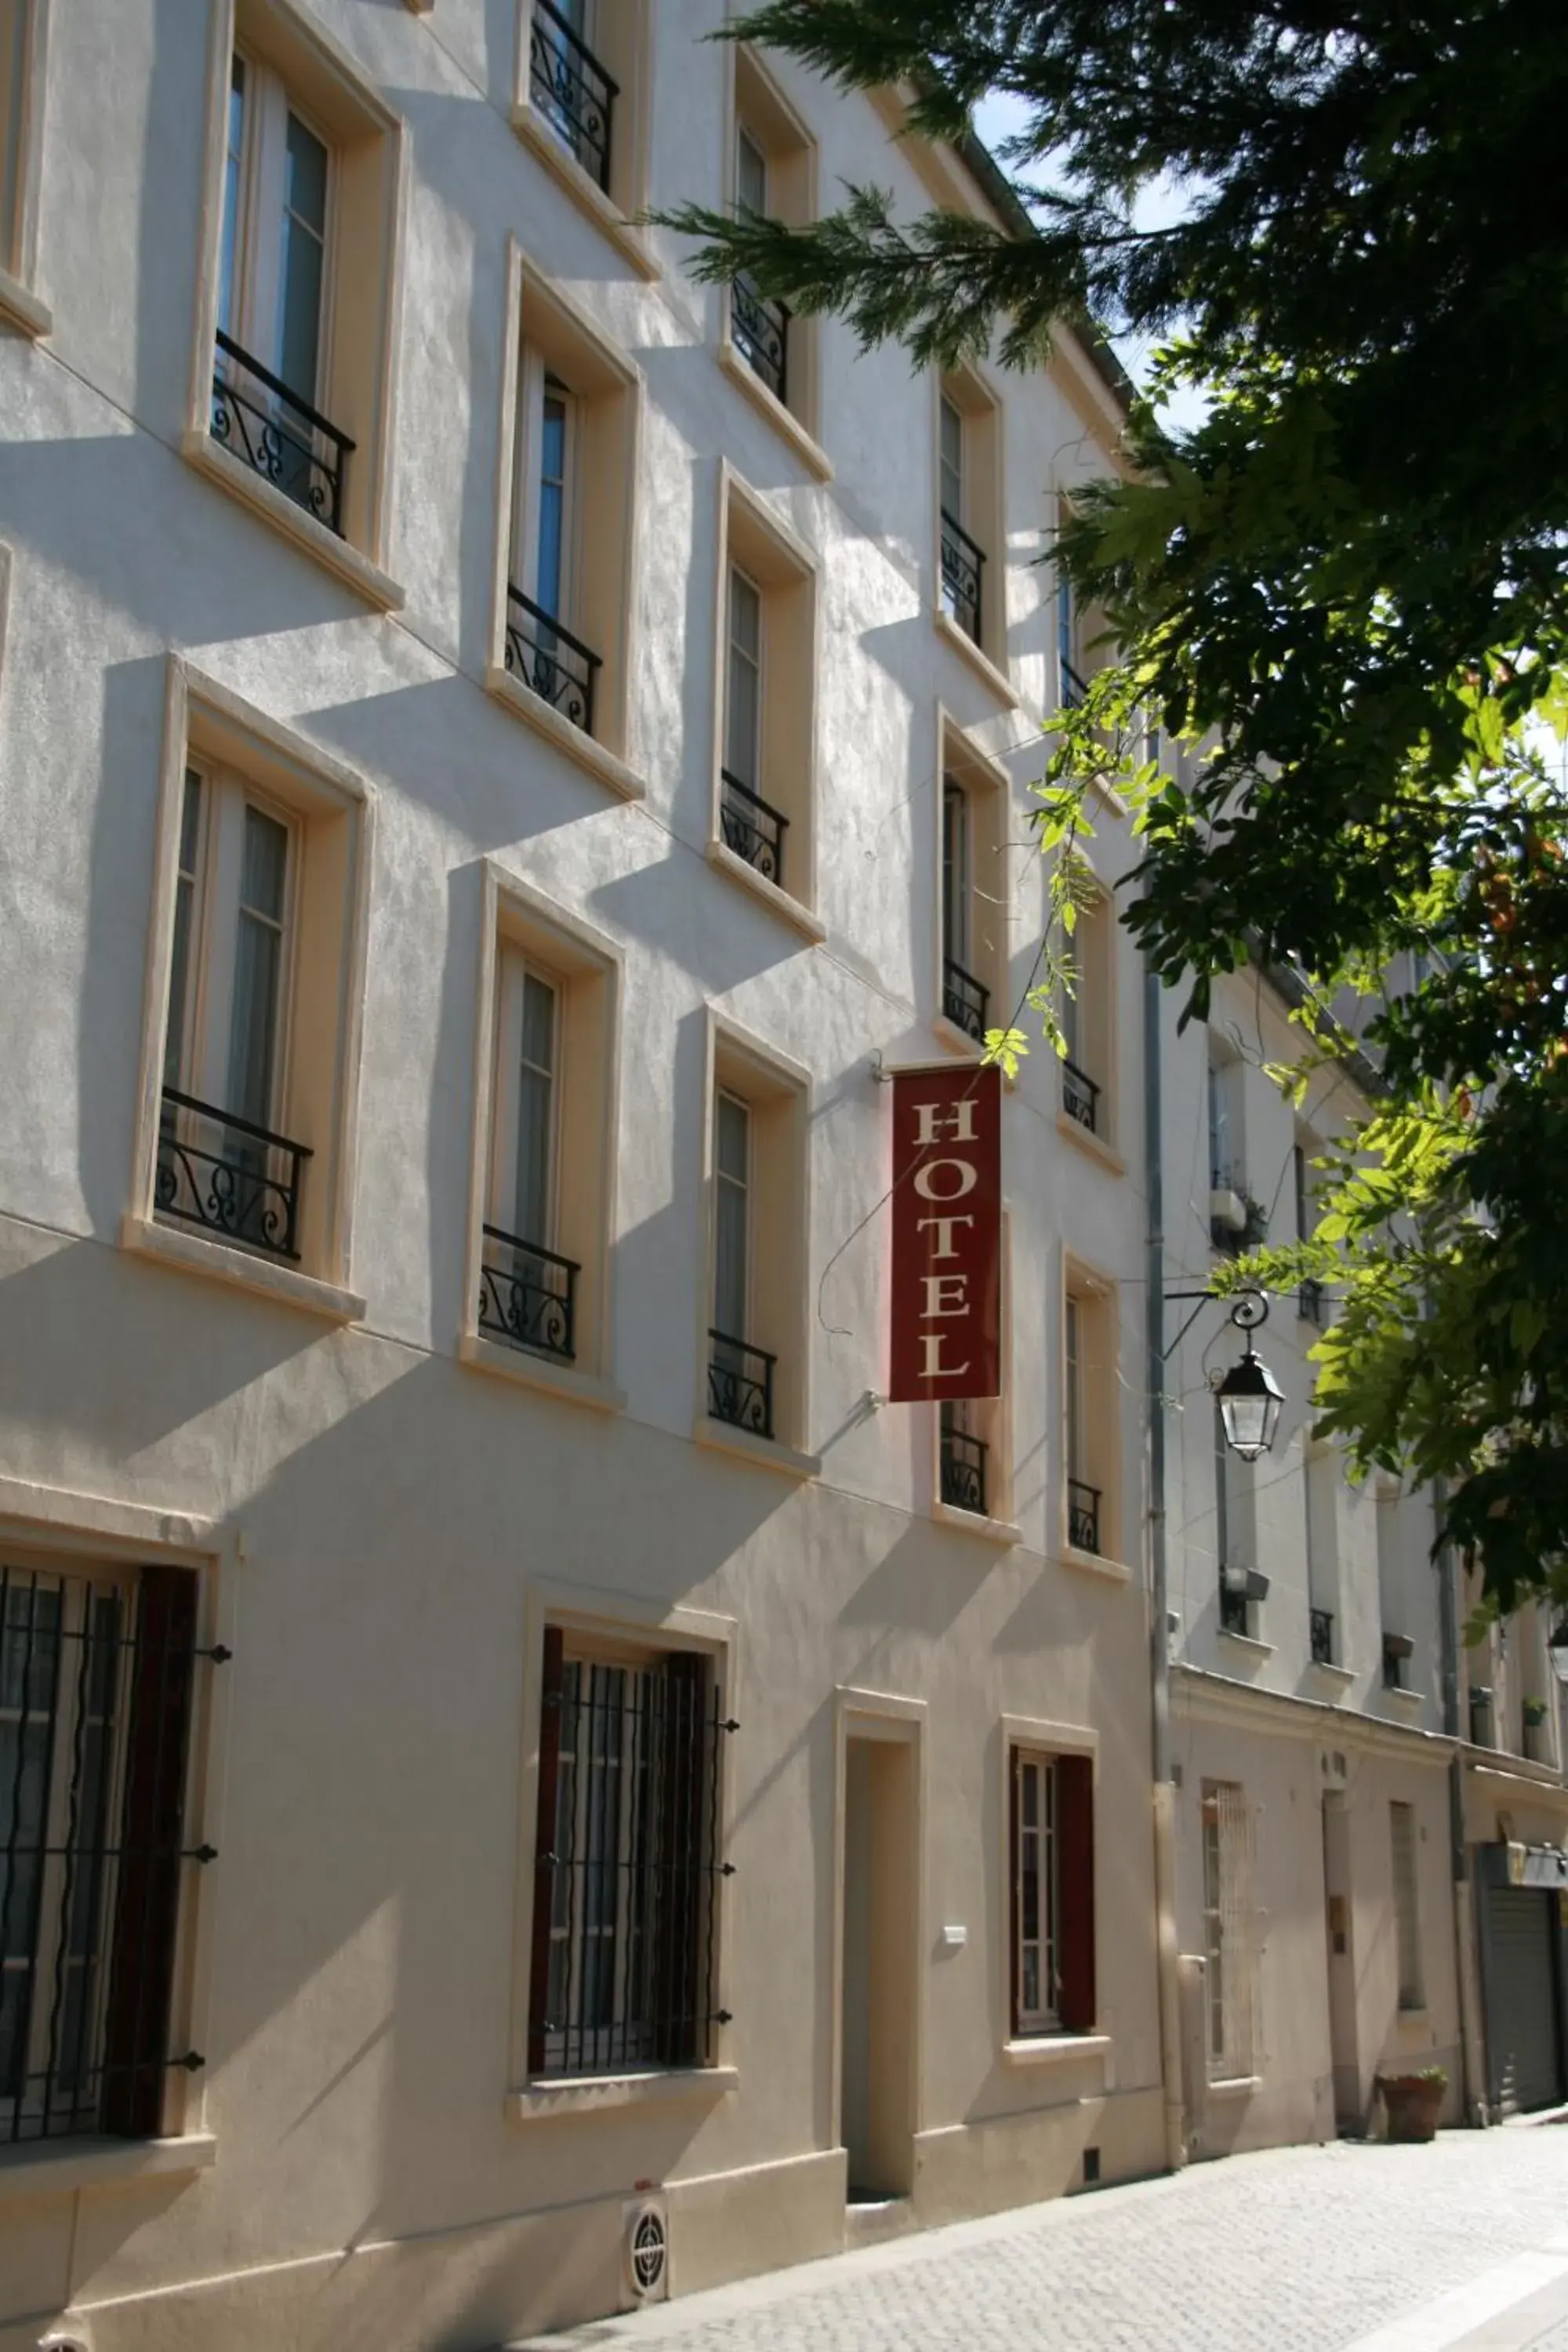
[1390,1801,1424,2010]
[1310,1607,1335,1665]
[533,1655,734,2077]
[157,1087,310,1261]
[1067,1478,1102,1555]
[731,275,788,401]
[0,1563,216,2144]
[942,956,989,1041]
[720,769,789,888]
[1062,1057,1101,1134]
[210,328,354,537]
[939,509,984,644]
[940,1409,987,1515]
[505,583,601,734]
[529,0,618,191]
[1201,1780,1254,2081]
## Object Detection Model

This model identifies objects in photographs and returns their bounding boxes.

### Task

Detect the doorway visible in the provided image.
[839,1722,919,2203]
[1320,1791,1362,2129]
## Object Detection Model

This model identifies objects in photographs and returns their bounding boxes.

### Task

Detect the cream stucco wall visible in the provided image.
[0,5,1160,2347]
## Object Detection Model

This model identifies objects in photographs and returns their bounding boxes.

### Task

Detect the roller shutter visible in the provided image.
[1486,1886,1562,2114]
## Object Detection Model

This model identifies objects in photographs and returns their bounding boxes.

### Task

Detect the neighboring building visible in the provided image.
[0,5,1165,2346]
[1165,969,1468,2151]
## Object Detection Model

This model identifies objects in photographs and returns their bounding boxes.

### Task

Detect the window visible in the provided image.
[0,0,47,333]
[702,1018,811,1459]
[1201,1780,1254,2081]
[136,662,369,1305]
[1305,1443,1341,1667]
[194,2,402,586]
[466,866,620,1394]
[514,0,652,256]
[1208,1051,1254,1254]
[936,368,1004,676]
[1055,504,1112,710]
[158,764,305,1264]
[1214,1400,1265,1635]
[1062,1266,1117,1560]
[1390,1802,1424,2011]
[939,1399,987,1516]
[711,471,819,924]
[494,255,641,783]
[526,1628,731,2077]
[1059,873,1112,1144]
[720,49,823,463]
[1009,1746,1094,2036]
[1377,1483,1414,1691]
[0,1555,209,2145]
[936,720,1007,1048]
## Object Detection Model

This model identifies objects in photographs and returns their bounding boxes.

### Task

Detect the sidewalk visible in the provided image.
[515,2132,1568,2351]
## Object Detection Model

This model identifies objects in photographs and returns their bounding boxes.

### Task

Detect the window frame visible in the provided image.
[185,0,406,608]
[1200,1778,1256,2082]
[1000,1716,1098,2049]
[510,0,657,278]
[463,862,624,1410]
[510,1590,735,2107]
[932,710,1010,1057]
[0,1544,217,2150]
[697,1011,815,1472]
[0,0,50,336]
[128,659,372,1323]
[717,45,829,478]
[488,243,646,800]
[708,466,822,936]
[933,363,1012,699]
[1060,1255,1122,1571]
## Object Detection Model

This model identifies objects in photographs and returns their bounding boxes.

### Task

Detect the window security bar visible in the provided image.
[731,274,789,404]
[1310,1607,1334,1666]
[1298,1277,1325,1324]
[478,1224,579,1363]
[707,1330,776,1442]
[532,1655,735,2078]
[940,1423,988,1517]
[210,328,354,539]
[529,0,619,192]
[942,956,990,1043]
[939,508,985,644]
[1067,1477,1102,1555]
[0,1563,221,2146]
[505,583,601,736]
[720,769,789,889]
[157,1087,311,1263]
[1062,1057,1101,1136]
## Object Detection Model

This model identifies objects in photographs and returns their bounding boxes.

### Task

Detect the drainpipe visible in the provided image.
[1145,954,1187,2172]
[1436,1479,1485,2123]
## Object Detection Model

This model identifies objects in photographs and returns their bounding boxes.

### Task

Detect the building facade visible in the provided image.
[0,5,1167,2347]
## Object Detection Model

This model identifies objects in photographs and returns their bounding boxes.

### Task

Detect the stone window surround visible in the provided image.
[486,241,646,804]
[182,0,407,612]
[0,0,50,335]
[459,858,626,1415]
[123,658,372,1325]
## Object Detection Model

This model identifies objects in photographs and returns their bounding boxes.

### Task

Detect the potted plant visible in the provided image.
[1376,2065,1447,2143]
[1523,1694,1552,1762]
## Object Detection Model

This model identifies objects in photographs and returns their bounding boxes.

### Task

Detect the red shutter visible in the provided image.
[1056,1753,1096,2032]
[1007,1748,1022,2038]
[526,1626,565,2076]
[102,1566,198,2138]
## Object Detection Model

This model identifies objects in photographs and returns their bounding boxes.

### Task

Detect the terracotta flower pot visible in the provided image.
[1377,2073,1445,2143]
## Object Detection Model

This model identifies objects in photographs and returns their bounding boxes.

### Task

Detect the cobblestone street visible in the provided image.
[520,2128,1568,2352]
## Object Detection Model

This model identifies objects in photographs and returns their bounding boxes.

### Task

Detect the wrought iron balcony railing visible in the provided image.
[1068,1478,1102,1554]
[505,583,601,735]
[939,509,985,644]
[478,1223,578,1362]
[942,956,989,1043]
[720,768,789,888]
[1310,1607,1335,1666]
[210,328,354,539]
[1062,1057,1101,1135]
[529,0,618,191]
[156,1087,310,1261]
[731,274,788,403]
[708,1330,775,1441]
[1298,1277,1325,1324]
[940,1423,988,1516]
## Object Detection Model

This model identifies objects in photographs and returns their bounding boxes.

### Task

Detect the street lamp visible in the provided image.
[1165,1286,1286,1461]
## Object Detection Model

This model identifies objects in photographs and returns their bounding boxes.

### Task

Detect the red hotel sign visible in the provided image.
[888,1063,1002,1403]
